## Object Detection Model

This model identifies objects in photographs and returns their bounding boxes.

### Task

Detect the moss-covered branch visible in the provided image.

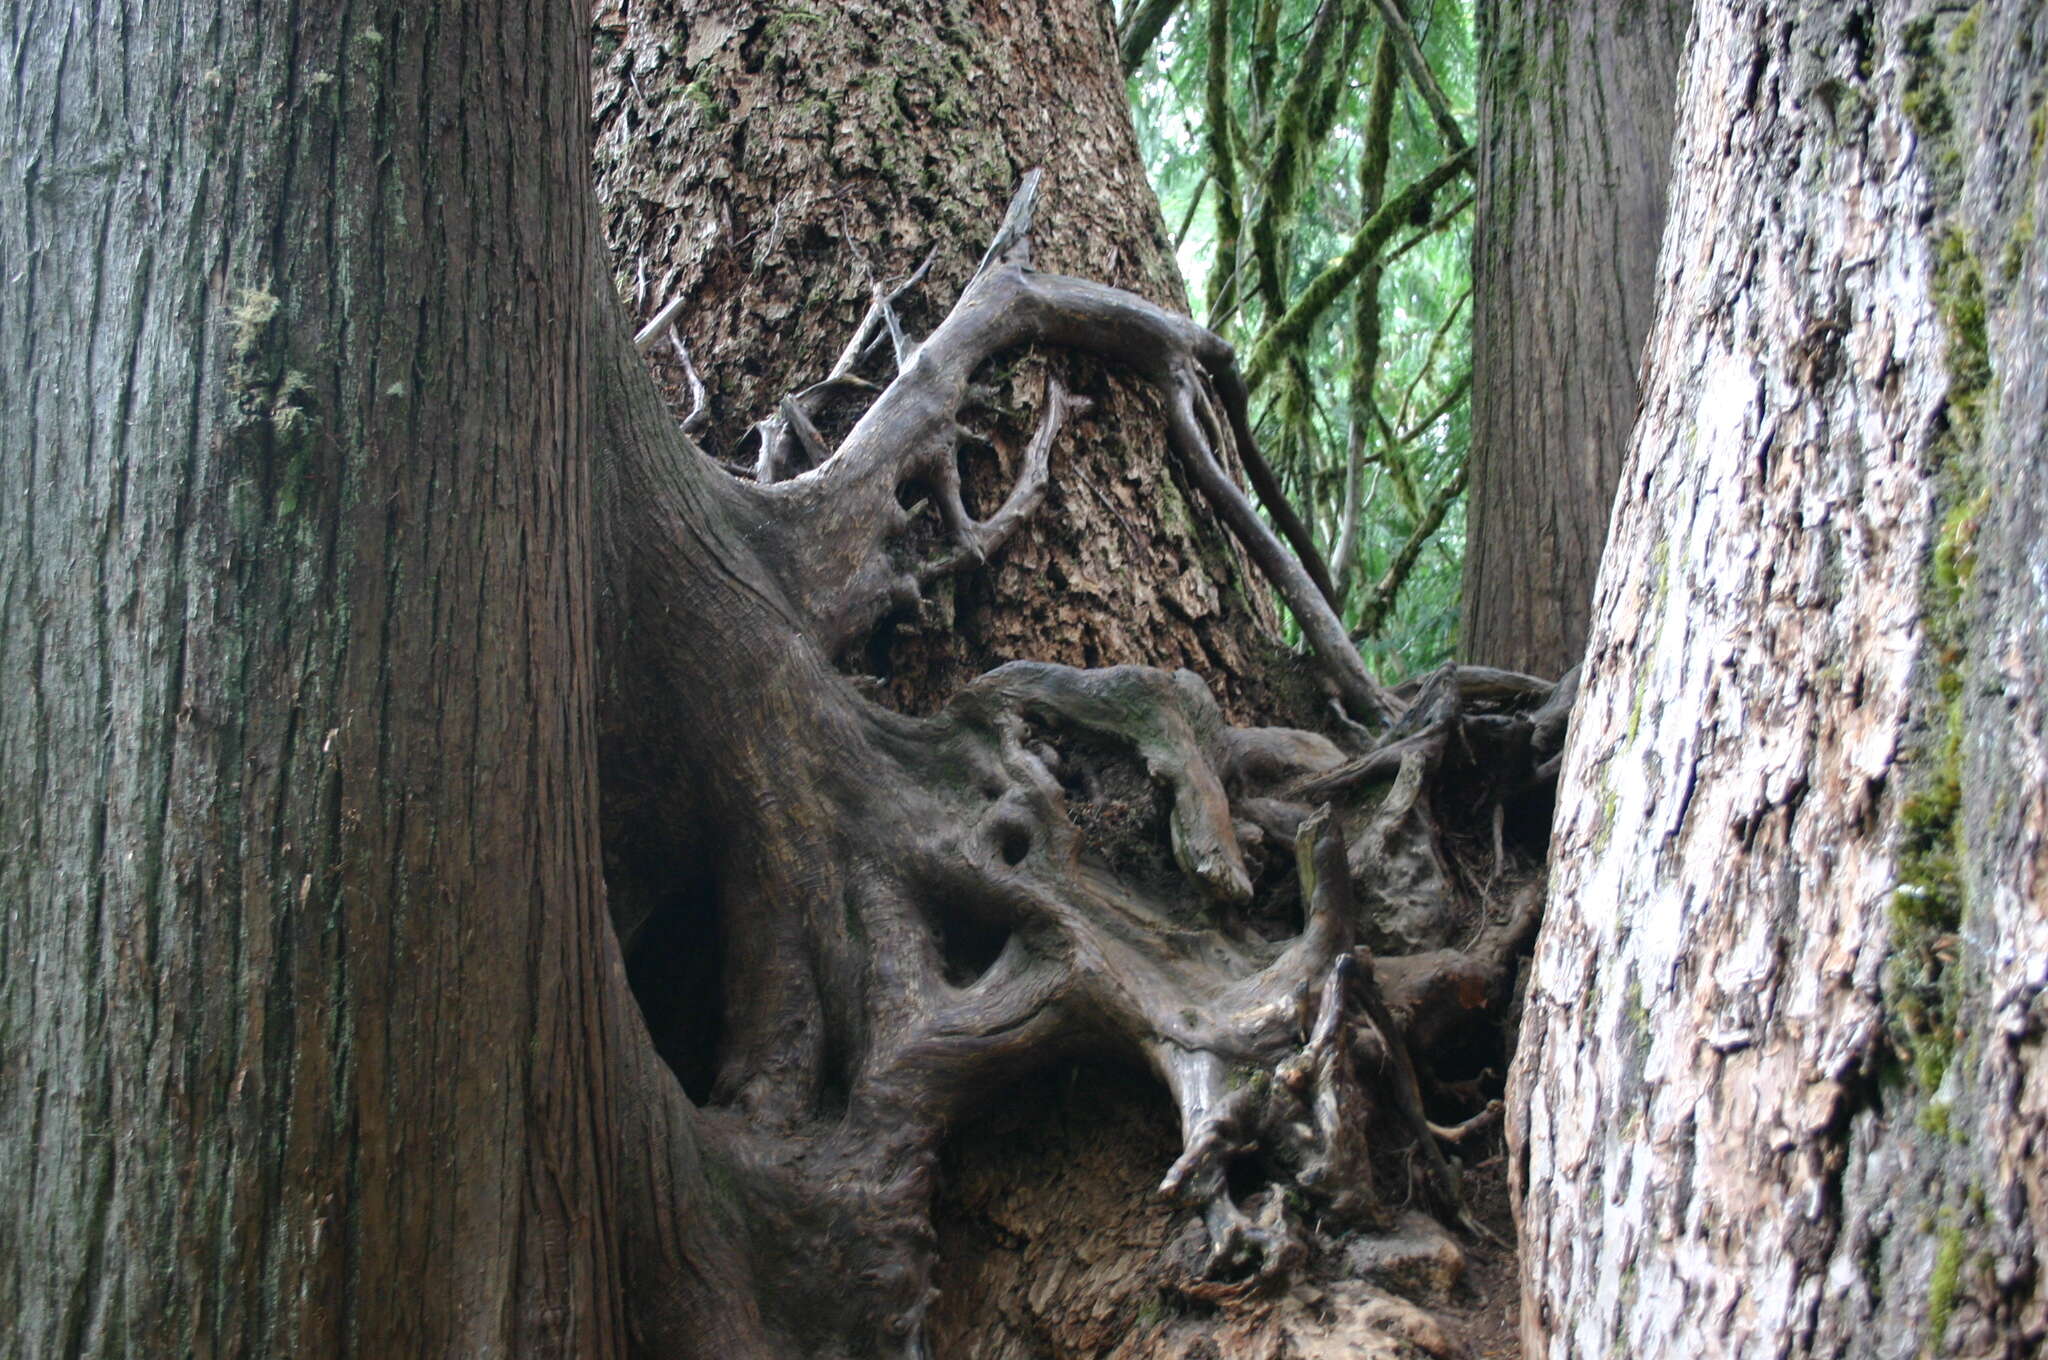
[1244,146,1473,387]
[1202,0,1245,321]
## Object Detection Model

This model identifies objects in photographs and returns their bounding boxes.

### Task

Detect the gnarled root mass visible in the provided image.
[598,181,1569,1359]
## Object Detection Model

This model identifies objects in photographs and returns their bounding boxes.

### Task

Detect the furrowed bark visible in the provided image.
[1460,0,1690,678]
[1511,2,2048,1355]
[0,2,622,1354]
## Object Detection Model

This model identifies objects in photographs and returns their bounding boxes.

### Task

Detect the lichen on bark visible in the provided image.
[1511,3,2048,1356]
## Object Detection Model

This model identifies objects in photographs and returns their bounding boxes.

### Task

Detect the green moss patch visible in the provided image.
[1882,231,1992,1095]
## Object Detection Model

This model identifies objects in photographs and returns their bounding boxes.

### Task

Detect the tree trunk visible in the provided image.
[585,208,1558,1354]
[1511,1,2048,1355]
[1459,0,1690,678]
[3,4,1571,1358]
[0,2,622,1354]
[591,0,1298,721]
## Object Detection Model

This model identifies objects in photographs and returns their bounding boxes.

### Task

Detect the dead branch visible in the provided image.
[1352,464,1468,643]
[634,291,690,351]
[1366,0,1469,153]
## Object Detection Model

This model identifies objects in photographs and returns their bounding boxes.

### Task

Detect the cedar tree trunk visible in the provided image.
[1460,0,1691,678]
[1511,1,2048,1354]
[0,2,623,1354]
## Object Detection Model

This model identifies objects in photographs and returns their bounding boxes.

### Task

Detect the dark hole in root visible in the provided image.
[859,617,897,684]
[931,897,1012,987]
[1505,779,1557,854]
[1417,1011,1508,1120]
[895,475,933,513]
[624,869,726,1106]
[955,434,1003,522]
[1240,861,1302,943]
[1223,1153,1266,1205]
[1029,716,1188,907]
[995,822,1032,866]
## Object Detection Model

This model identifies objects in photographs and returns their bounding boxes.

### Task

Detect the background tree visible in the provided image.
[1458,0,1690,678]
[1510,0,2048,1353]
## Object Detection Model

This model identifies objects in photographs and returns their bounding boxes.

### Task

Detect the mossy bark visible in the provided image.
[1511,2,2048,1355]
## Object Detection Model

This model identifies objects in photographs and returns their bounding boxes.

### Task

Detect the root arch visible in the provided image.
[596,180,1568,1358]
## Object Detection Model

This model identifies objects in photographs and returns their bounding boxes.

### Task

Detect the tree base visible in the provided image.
[593,187,1569,1358]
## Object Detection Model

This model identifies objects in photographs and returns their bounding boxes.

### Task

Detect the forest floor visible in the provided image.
[1429,1155,1523,1359]
[929,1060,1525,1358]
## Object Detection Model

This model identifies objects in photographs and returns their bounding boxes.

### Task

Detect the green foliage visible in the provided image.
[1127,0,1476,679]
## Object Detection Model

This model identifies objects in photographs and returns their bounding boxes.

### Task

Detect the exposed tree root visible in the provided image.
[593,181,1568,1358]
